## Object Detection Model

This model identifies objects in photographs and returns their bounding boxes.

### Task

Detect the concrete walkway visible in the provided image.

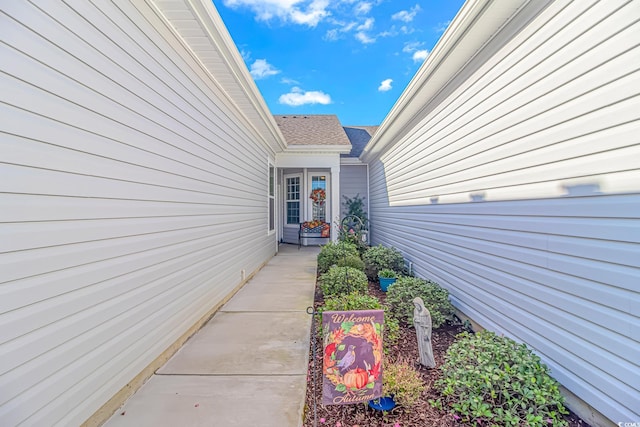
[104,244,320,427]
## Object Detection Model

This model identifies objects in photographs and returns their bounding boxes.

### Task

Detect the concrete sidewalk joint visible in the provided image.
[104,244,320,427]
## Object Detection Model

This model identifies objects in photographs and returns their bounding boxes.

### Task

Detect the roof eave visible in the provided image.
[360,0,550,162]
[286,144,352,154]
[156,0,288,152]
[191,0,288,152]
[340,157,366,165]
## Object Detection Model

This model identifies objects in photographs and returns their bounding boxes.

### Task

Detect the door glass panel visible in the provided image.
[311,175,326,222]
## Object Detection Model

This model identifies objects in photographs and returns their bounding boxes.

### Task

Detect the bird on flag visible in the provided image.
[336,344,356,372]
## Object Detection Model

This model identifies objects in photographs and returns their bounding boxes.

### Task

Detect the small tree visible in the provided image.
[342,194,368,229]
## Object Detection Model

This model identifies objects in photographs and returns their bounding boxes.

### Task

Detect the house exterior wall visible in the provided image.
[0,1,277,425]
[277,153,343,243]
[366,1,639,424]
[282,221,300,244]
[281,168,335,245]
[339,165,368,218]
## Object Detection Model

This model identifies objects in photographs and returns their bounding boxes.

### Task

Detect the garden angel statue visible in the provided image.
[413,297,436,368]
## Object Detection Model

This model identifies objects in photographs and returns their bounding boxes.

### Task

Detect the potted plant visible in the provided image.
[369,359,425,411]
[378,269,397,292]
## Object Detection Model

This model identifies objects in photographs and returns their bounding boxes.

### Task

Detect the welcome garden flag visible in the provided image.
[321,310,384,405]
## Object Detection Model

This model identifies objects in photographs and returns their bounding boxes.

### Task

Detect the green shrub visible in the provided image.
[338,194,369,256]
[321,292,380,312]
[338,231,369,256]
[386,277,455,328]
[363,245,404,280]
[434,331,568,426]
[317,241,360,274]
[335,254,365,271]
[319,292,399,350]
[342,194,368,229]
[319,266,368,297]
[383,359,426,407]
[378,268,397,279]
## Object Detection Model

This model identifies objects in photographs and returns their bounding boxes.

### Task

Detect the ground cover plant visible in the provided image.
[319,266,368,297]
[434,331,569,426]
[382,358,426,407]
[335,254,365,271]
[305,242,589,427]
[363,245,404,280]
[386,276,456,328]
[318,241,361,274]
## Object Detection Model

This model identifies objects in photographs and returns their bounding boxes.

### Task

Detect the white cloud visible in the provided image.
[223,0,330,27]
[354,2,372,14]
[353,17,375,44]
[378,26,398,38]
[402,41,423,53]
[290,1,330,26]
[279,87,332,106]
[355,31,375,44]
[412,49,429,62]
[391,4,421,23]
[342,21,357,32]
[378,78,393,92]
[249,59,280,79]
[357,17,374,31]
[324,28,339,41]
[281,77,300,85]
[402,41,428,62]
[240,49,251,61]
[400,25,414,34]
[324,20,357,41]
[434,20,451,33]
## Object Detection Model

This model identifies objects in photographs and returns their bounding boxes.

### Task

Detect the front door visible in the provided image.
[308,174,329,222]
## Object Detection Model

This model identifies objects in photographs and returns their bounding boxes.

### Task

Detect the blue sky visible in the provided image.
[214,0,465,125]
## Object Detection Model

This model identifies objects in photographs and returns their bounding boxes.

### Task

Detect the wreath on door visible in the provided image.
[310,188,326,205]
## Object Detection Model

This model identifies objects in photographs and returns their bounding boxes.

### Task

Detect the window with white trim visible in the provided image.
[286,175,301,225]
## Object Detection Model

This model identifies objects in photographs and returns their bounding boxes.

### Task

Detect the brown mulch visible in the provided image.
[303,281,590,427]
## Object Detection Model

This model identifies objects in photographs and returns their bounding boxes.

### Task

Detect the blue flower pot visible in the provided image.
[379,277,396,292]
[368,396,396,411]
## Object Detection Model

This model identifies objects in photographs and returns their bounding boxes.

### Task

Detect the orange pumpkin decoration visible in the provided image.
[343,368,368,389]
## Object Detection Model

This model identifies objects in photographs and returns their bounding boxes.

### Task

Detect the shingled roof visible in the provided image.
[273,115,351,147]
[342,126,379,158]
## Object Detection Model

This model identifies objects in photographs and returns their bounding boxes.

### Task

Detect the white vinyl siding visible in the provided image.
[0,1,277,426]
[340,165,368,217]
[367,1,639,423]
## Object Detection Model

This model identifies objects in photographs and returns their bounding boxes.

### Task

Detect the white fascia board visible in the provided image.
[285,144,352,154]
[164,0,287,152]
[340,157,364,165]
[276,152,341,169]
[360,0,540,162]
